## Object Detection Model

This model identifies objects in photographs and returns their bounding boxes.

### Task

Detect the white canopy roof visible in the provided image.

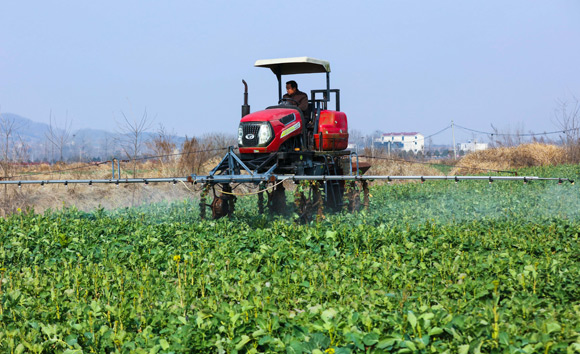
[254,57,331,75]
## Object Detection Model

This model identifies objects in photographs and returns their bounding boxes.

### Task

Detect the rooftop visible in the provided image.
[382,132,421,136]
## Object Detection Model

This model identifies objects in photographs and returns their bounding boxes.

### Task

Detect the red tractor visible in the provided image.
[207,57,369,219]
[239,57,350,173]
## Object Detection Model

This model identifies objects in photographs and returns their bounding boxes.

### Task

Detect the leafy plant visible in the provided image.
[0,165,579,352]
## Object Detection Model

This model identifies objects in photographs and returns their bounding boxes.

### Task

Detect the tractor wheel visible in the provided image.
[345,181,361,212]
[268,183,287,214]
[211,184,236,219]
[293,182,309,223]
[322,160,345,211]
[294,181,321,223]
[293,181,325,223]
[323,180,345,211]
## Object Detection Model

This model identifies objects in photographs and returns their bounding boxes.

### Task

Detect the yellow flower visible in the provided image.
[173,255,181,263]
[325,349,335,354]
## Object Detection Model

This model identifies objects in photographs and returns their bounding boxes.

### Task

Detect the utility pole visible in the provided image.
[451,120,457,159]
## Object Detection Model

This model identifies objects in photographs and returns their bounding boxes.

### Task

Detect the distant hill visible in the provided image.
[0,113,53,143]
[0,112,186,161]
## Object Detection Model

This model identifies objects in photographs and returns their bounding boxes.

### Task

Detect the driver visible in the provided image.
[283,80,309,112]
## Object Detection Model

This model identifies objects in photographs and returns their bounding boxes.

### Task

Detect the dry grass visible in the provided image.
[451,143,566,175]
[361,156,444,184]
[0,159,216,216]
[0,183,198,217]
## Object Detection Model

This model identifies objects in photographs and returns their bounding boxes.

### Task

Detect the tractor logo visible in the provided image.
[245,133,255,140]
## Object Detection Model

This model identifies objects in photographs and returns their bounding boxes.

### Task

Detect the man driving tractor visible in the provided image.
[283,80,308,112]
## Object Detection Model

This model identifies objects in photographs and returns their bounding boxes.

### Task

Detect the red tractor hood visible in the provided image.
[240,108,301,123]
[238,107,303,153]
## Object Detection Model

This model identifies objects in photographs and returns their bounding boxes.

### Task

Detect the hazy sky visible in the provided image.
[1,1,579,145]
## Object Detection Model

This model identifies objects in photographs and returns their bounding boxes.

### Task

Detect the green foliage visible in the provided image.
[0,166,579,352]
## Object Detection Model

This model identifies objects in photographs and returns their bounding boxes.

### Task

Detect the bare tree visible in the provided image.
[554,96,580,162]
[0,114,18,176]
[178,136,204,174]
[489,123,525,148]
[0,114,16,204]
[98,135,115,161]
[45,110,73,162]
[178,132,236,175]
[202,132,237,155]
[116,109,153,177]
[145,124,177,167]
[78,135,88,162]
[0,112,29,204]
[41,136,54,162]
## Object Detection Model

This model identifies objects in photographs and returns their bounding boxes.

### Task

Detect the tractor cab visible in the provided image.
[238,57,349,161]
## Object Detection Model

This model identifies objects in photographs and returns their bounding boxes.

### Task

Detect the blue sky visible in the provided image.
[1,1,579,145]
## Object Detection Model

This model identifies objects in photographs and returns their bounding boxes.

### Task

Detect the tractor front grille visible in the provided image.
[241,123,261,146]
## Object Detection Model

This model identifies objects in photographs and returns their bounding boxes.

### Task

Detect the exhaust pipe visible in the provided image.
[241,79,250,117]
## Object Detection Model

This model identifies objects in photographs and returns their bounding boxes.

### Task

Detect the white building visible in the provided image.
[459,140,488,153]
[375,132,424,153]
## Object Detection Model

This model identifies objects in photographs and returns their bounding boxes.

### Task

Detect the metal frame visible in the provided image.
[311,89,340,112]
[269,66,332,105]
[0,174,572,186]
[202,147,278,184]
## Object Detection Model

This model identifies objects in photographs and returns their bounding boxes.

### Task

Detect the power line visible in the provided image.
[454,124,578,137]
[423,125,452,140]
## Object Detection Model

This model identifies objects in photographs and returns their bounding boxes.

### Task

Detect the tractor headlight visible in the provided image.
[258,123,273,145]
[238,125,243,145]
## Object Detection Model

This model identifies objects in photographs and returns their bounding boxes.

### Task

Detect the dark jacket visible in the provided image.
[283,90,309,112]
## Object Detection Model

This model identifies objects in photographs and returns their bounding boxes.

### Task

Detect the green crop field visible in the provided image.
[1,165,579,353]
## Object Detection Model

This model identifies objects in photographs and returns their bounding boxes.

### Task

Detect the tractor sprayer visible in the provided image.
[0,57,574,221]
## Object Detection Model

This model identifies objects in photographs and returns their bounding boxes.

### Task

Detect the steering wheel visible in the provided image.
[278,98,298,106]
